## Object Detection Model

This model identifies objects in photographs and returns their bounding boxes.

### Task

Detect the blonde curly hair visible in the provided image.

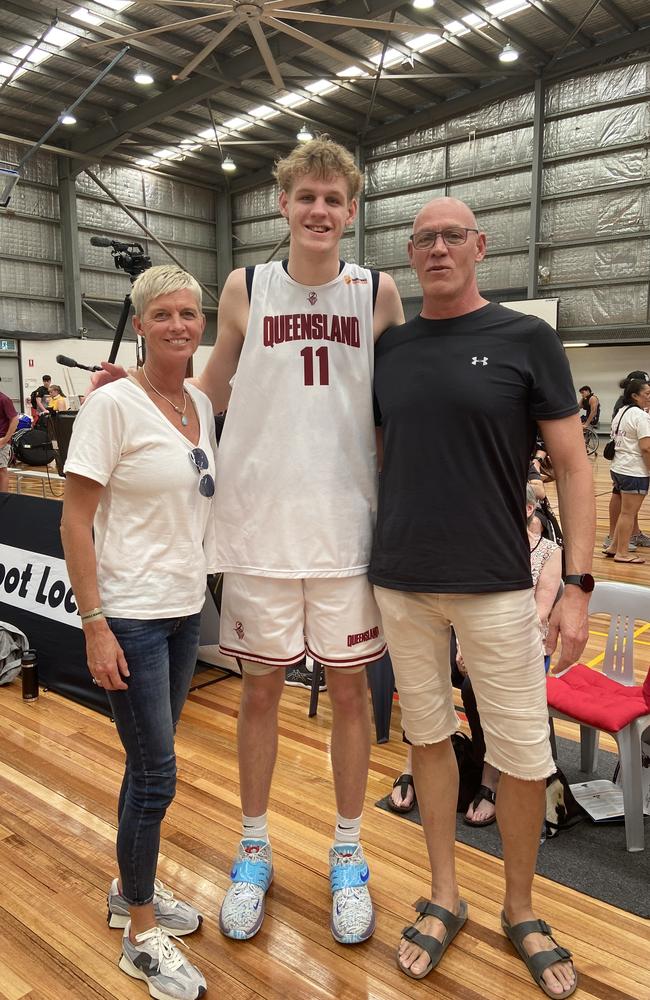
[274,136,363,200]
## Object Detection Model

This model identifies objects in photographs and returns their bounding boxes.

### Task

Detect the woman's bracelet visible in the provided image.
[80,607,104,623]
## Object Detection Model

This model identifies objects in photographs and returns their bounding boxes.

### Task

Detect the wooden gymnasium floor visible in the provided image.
[1,456,648,1000]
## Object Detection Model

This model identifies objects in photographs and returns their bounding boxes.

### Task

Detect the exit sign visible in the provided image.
[0,339,17,353]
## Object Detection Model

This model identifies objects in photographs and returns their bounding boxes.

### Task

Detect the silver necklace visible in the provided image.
[141,366,189,426]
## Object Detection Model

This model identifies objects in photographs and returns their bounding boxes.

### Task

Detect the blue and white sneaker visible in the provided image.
[108,879,202,936]
[329,843,375,944]
[119,923,206,999]
[219,839,273,940]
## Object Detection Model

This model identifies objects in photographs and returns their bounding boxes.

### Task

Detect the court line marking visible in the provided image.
[587,621,650,668]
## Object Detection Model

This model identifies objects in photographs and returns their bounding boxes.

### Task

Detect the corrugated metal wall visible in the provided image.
[76,165,217,340]
[0,144,218,341]
[233,59,649,340]
[0,140,64,335]
[1,58,649,344]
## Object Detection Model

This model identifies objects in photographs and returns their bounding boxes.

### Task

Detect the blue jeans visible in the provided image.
[105,613,201,906]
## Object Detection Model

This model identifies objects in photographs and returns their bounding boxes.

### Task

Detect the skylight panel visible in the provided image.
[336,66,368,78]
[463,13,485,27]
[15,45,50,65]
[277,92,307,107]
[305,79,338,96]
[249,104,279,119]
[44,26,78,48]
[94,1,134,11]
[487,0,528,15]
[406,32,443,52]
[72,7,103,26]
[223,116,252,130]
[370,48,402,68]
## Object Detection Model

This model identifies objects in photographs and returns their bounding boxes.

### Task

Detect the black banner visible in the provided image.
[0,493,110,716]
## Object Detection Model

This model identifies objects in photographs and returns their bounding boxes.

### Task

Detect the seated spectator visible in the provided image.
[47,385,69,412]
[578,386,600,427]
[387,484,562,828]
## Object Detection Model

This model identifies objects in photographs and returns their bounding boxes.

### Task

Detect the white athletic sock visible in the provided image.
[334,812,362,845]
[242,812,269,842]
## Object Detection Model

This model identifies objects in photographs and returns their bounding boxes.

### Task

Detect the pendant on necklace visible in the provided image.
[181,414,189,426]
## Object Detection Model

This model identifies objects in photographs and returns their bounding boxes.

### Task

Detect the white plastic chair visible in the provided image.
[548,581,650,852]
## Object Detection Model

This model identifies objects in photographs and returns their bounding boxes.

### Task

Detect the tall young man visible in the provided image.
[370,198,593,995]
[198,139,403,944]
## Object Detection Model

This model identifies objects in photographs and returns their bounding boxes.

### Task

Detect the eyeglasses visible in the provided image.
[188,447,215,498]
[410,227,479,249]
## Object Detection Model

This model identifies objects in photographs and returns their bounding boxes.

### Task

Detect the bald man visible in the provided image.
[370,198,594,996]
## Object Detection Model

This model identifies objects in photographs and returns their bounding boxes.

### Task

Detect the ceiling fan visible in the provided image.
[85,1,429,89]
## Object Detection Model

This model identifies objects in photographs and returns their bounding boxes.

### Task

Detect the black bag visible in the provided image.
[545,767,585,837]
[11,428,55,467]
[451,732,483,812]
[604,405,633,461]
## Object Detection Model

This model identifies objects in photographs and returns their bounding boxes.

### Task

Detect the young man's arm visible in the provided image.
[373,272,405,341]
[537,413,594,671]
[196,268,248,414]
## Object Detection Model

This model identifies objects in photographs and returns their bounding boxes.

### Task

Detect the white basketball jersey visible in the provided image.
[214,260,378,577]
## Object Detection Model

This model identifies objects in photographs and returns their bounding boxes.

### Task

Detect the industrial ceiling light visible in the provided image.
[60,112,77,125]
[412,0,435,9]
[499,41,519,63]
[296,123,313,142]
[221,155,236,172]
[134,67,154,85]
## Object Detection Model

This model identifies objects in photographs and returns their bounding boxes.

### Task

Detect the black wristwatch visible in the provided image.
[564,573,595,593]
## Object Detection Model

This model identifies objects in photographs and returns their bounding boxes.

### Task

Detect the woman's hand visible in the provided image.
[83,619,130,690]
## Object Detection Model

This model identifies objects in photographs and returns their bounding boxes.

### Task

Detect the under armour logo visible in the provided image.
[472,356,488,366]
[308,291,317,305]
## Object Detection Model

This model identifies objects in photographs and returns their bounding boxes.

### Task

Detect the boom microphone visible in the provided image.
[90,236,113,247]
[56,354,103,372]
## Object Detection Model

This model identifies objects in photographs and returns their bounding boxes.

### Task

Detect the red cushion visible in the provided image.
[547,663,650,732]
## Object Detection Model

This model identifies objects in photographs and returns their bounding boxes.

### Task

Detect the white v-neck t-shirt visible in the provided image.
[65,378,217,618]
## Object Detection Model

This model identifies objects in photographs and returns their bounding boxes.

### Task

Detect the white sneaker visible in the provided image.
[219,839,273,940]
[631,532,650,547]
[329,843,375,944]
[108,879,202,935]
[119,923,206,999]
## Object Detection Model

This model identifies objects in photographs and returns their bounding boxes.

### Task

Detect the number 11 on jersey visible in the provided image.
[300,346,330,386]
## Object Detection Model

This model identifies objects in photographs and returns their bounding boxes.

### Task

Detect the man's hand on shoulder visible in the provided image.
[84,362,130,402]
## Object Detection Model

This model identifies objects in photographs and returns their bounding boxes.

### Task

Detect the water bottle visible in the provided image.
[21,649,39,701]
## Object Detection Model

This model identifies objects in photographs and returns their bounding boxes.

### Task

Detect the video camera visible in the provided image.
[90,236,152,281]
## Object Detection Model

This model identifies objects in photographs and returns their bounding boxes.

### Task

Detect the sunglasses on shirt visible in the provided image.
[188,447,215,498]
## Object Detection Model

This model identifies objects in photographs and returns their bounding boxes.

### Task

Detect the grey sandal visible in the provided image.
[397,897,468,980]
[501,912,578,998]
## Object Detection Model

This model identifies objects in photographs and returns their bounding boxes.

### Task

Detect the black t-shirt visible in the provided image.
[369,303,578,593]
